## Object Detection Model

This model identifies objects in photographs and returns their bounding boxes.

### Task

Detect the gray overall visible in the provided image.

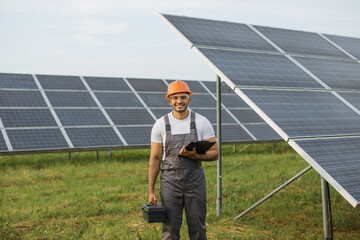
[160,112,207,240]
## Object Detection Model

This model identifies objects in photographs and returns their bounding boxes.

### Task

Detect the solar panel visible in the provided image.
[0,73,37,89]
[240,89,360,139]
[127,78,167,92]
[55,109,109,126]
[138,93,170,108]
[228,109,265,124]
[0,132,8,152]
[161,14,278,52]
[118,126,152,145]
[106,109,155,125]
[243,123,281,141]
[160,13,360,207]
[37,74,86,90]
[0,90,47,107]
[253,25,350,58]
[150,108,173,119]
[191,108,237,124]
[95,92,143,107]
[7,128,69,151]
[188,94,216,107]
[0,72,282,154]
[201,80,233,94]
[216,124,253,142]
[0,109,57,128]
[325,34,360,59]
[84,76,130,91]
[290,136,360,206]
[65,127,123,148]
[220,94,249,108]
[197,48,325,89]
[337,92,360,110]
[294,56,360,90]
[46,91,97,107]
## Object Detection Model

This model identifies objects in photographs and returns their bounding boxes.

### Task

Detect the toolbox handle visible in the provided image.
[152,200,157,206]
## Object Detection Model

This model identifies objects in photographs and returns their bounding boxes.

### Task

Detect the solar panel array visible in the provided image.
[0,73,281,154]
[160,14,360,207]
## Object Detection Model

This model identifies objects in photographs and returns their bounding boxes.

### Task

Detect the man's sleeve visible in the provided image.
[151,119,163,143]
[200,117,215,140]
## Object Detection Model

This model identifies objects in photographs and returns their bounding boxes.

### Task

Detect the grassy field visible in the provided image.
[0,143,359,239]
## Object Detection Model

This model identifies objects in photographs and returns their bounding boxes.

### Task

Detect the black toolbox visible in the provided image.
[142,203,166,223]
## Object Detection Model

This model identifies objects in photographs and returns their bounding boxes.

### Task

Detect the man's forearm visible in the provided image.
[148,157,161,193]
[195,149,218,162]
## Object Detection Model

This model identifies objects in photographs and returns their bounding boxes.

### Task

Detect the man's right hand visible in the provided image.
[148,192,157,205]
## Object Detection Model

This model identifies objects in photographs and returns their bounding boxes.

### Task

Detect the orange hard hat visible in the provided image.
[166,80,192,100]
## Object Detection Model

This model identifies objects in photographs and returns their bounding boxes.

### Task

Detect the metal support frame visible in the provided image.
[321,177,333,240]
[216,75,222,217]
[234,165,312,220]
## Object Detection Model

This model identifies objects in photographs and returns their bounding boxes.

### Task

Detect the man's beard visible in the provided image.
[172,104,187,113]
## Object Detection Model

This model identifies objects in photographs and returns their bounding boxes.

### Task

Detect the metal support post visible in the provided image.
[96,150,99,160]
[216,75,222,217]
[234,165,312,220]
[321,177,333,240]
[69,152,71,159]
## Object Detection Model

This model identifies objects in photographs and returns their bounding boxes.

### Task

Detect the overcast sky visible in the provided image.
[1,0,359,81]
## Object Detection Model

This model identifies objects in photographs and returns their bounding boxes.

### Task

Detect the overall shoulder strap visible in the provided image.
[190,111,196,134]
[164,114,171,132]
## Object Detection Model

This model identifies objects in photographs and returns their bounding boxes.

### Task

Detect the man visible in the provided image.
[148,80,219,240]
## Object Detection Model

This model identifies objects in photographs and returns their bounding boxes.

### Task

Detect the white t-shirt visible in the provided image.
[151,111,215,144]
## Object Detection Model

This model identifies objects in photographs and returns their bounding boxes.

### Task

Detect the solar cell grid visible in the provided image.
[0,109,57,128]
[188,94,216,107]
[46,91,97,107]
[244,123,281,140]
[294,136,360,205]
[337,92,360,111]
[55,109,109,126]
[106,109,155,125]
[37,75,86,90]
[198,48,324,89]
[95,92,143,107]
[150,108,173,119]
[0,132,8,151]
[118,126,152,145]
[162,14,277,52]
[127,78,167,92]
[138,93,170,108]
[84,76,130,91]
[65,127,123,148]
[294,56,360,90]
[202,81,234,94]
[241,89,360,139]
[0,73,38,89]
[191,108,236,124]
[325,34,360,59]
[7,128,69,151]
[254,25,350,58]
[229,109,265,124]
[220,94,250,108]
[216,124,253,142]
[0,90,47,107]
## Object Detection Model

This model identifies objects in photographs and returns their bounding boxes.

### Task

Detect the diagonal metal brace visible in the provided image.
[234,165,312,220]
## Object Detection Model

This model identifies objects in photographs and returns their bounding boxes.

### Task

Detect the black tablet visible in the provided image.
[185,141,216,154]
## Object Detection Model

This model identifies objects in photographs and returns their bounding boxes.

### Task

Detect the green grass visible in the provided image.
[0,143,359,239]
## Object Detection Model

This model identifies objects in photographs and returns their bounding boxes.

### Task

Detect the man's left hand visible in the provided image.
[179,145,198,159]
